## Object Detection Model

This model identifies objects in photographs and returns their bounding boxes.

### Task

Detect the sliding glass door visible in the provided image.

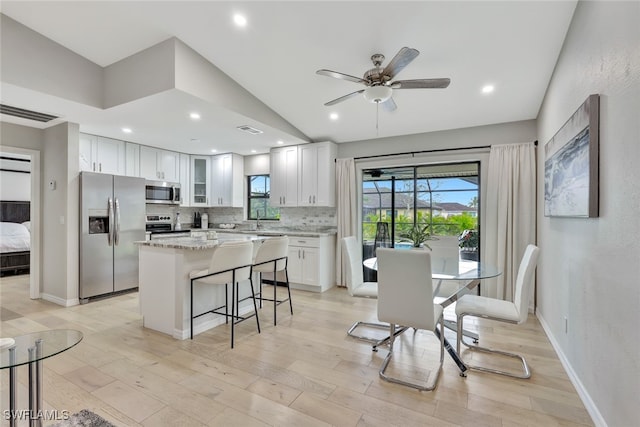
[362,162,480,257]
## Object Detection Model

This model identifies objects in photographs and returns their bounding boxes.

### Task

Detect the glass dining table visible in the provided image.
[0,329,83,427]
[363,256,501,374]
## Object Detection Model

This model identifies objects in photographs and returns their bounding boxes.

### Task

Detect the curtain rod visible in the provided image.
[351,140,538,161]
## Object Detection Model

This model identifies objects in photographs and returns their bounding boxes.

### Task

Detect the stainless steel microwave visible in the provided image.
[145,180,181,205]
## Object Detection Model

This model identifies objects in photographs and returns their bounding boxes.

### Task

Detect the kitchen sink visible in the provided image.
[256,231,285,236]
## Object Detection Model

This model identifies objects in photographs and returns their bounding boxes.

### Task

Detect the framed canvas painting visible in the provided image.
[544,94,599,217]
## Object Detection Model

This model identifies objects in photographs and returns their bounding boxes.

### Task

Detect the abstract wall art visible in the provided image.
[544,94,599,218]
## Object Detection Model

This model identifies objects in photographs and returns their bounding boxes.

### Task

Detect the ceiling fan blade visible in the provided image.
[324,89,365,106]
[316,69,368,85]
[382,47,419,79]
[391,78,451,89]
[381,97,397,112]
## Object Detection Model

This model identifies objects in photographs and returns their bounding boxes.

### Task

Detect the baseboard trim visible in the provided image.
[536,312,607,427]
[41,293,79,307]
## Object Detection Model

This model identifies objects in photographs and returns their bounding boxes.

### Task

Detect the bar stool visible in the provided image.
[189,240,260,348]
[252,236,292,325]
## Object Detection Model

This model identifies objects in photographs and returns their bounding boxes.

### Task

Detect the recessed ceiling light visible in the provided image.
[277,140,284,145]
[122,127,132,133]
[233,14,247,27]
[251,150,257,153]
[211,149,217,153]
[482,85,495,94]
[329,112,339,121]
[190,112,201,120]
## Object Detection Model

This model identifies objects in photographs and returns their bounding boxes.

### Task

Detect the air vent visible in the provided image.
[236,125,263,135]
[0,104,58,122]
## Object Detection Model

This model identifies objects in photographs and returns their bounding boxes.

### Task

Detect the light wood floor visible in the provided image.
[1,274,593,427]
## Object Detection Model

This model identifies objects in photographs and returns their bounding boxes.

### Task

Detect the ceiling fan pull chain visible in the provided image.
[376,101,380,136]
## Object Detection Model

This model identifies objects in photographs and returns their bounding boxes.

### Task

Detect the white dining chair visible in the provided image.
[455,244,540,378]
[342,236,388,343]
[189,240,260,348]
[376,247,444,391]
[428,235,464,300]
[252,236,292,325]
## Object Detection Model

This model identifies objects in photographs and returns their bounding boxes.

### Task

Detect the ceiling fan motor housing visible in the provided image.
[317,46,450,109]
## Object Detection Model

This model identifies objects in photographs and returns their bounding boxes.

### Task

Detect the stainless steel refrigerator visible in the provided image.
[80,172,145,300]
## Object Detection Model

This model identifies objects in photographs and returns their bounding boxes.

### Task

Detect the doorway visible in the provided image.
[0,146,41,299]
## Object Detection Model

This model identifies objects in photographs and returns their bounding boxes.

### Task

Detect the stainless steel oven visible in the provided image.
[145,214,172,231]
[145,180,181,205]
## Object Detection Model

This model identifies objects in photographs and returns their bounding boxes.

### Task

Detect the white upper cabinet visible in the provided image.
[125,142,140,177]
[140,146,179,182]
[270,145,298,207]
[210,153,244,207]
[190,155,210,207]
[79,134,126,175]
[298,141,336,207]
[179,153,190,207]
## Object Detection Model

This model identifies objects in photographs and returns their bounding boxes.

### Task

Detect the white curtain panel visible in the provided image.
[335,158,357,287]
[484,143,536,301]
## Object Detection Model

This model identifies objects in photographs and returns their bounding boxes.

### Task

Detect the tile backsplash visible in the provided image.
[146,205,337,229]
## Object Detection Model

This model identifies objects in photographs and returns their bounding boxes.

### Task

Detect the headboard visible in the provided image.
[0,201,30,223]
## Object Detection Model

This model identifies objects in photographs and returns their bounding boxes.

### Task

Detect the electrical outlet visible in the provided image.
[564,316,568,333]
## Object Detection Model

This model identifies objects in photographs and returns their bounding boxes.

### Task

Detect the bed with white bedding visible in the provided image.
[0,201,30,275]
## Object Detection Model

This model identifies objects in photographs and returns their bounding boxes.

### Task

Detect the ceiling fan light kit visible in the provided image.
[363,86,392,103]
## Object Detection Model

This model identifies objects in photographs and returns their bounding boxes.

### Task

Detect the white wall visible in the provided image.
[243,153,270,176]
[536,2,640,426]
[0,156,31,200]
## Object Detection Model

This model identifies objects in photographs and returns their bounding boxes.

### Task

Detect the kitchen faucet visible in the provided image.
[256,210,262,230]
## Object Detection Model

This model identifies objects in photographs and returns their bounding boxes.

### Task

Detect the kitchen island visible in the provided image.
[136,233,265,340]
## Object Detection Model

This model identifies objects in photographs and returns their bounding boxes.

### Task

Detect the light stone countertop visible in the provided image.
[212,228,337,237]
[135,233,263,250]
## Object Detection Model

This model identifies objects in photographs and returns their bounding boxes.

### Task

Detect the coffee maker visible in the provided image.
[193,212,201,228]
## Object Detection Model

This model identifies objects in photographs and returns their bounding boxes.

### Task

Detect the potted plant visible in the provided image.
[400,224,432,249]
[458,229,479,261]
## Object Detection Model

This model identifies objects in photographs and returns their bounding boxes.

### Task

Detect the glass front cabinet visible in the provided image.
[190,156,211,206]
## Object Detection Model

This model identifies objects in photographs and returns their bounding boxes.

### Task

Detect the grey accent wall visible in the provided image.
[536,2,640,426]
[173,39,309,142]
[0,14,103,108]
[1,122,44,152]
[104,38,176,108]
[337,120,537,159]
[41,122,79,303]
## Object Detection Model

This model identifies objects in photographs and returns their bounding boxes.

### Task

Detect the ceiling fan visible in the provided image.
[316,47,450,112]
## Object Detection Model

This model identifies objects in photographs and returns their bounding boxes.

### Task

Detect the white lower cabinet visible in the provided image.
[286,235,335,292]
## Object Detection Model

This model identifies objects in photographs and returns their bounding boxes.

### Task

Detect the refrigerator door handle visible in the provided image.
[114,198,121,246]
[107,198,114,246]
